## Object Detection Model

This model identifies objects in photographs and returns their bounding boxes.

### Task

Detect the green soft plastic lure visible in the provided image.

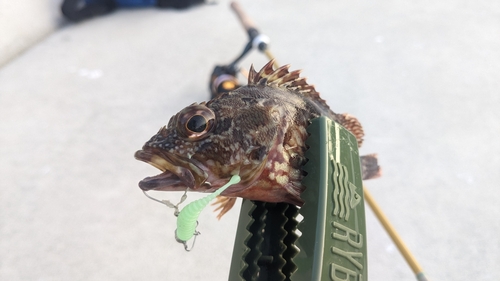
[143,174,241,251]
[175,175,241,244]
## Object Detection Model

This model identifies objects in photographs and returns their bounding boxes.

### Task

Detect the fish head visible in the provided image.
[134,99,274,194]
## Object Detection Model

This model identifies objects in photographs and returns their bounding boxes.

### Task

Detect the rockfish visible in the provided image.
[135,60,380,218]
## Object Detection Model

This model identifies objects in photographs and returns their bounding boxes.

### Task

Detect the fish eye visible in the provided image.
[186,115,208,133]
[177,104,216,140]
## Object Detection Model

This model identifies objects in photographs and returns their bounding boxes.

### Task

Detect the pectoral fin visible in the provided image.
[212,196,238,220]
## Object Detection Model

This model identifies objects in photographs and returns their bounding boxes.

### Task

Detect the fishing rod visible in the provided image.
[229,1,278,67]
[209,1,278,98]
[211,2,430,281]
[364,188,429,281]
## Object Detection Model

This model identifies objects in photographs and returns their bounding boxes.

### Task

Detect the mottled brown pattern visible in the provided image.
[135,60,380,217]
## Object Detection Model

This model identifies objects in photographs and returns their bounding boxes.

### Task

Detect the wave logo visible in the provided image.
[331,156,362,221]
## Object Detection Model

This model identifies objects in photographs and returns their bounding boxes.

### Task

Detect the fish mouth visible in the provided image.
[134,149,208,192]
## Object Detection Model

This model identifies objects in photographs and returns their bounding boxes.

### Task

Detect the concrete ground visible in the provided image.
[1,1,499,280]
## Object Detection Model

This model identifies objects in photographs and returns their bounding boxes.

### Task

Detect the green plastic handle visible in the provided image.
[293,116,368,281]
[228,117,368,281]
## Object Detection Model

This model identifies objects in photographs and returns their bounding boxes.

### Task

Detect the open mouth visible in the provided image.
[134,149,207,191]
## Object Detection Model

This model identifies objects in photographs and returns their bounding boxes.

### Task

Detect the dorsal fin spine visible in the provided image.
[248,64,258,84]
[245,59,366,148]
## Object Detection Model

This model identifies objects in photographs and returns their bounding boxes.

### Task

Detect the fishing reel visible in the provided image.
[209,65,240,99]
[209,2,275,99]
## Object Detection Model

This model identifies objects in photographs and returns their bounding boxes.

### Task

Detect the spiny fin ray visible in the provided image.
[212,196,238,220]
[336,113,365,147]
[248,59,333,120]
[248,59,367,149]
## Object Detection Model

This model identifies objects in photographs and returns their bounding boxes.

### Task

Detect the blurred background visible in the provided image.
[1,0,499,280]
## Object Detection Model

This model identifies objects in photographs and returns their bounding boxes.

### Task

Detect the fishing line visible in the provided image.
[142,189,188,217]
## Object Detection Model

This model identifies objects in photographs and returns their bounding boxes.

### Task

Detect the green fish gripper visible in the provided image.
[228,116,368,281]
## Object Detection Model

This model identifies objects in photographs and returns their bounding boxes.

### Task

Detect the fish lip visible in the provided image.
[134,148,207,191]
[138,172,184,191]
